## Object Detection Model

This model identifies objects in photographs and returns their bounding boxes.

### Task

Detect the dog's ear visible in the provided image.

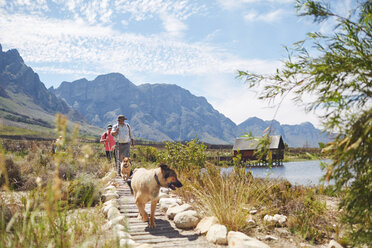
[160,164,169,172]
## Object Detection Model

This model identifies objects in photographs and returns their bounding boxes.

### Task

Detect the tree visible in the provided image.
[238,0,371,245]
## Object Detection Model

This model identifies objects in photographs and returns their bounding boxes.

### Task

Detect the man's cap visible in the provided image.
[118,115,127,120]
[107,124,112,128]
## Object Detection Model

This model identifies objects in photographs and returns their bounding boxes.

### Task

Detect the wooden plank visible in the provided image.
[113,177,215,248]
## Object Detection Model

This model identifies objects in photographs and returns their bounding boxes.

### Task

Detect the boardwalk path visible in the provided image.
[114,178,219,248]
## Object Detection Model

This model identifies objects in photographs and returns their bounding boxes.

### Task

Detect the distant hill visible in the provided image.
[236,117,330,147]
[0,44,100,138]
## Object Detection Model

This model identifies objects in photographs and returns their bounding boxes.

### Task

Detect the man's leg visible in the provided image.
[123,143,130,157]
[117,143,127,175]
[116,144,121,175]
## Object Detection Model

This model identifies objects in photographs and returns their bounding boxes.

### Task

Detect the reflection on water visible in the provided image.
[221,160,332,186]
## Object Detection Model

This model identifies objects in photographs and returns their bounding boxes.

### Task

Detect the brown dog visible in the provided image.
[129,164,182,228]
[120,156,132,181]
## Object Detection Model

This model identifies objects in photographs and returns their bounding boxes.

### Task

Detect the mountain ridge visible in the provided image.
[0,45,330,147]
[53,73,330,147]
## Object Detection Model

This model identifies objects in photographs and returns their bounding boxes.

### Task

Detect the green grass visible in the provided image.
[0,125,54,137]
[0,115,120,247]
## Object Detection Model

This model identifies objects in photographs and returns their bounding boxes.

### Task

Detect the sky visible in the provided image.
[0,0,353,128]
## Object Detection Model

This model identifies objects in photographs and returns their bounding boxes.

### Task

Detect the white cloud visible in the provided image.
[160,14,187,38]
[114,0,203,21]
[244,9,286,23]
[0,10,276,80]
[217,0,293,10]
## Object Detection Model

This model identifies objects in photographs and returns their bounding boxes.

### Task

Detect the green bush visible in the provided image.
[134,146,158,162]
[157,138,207,173]
[287,192,330,243]
[67,177,100,208]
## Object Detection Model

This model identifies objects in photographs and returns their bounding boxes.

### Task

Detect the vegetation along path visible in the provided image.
[114,178,219,248]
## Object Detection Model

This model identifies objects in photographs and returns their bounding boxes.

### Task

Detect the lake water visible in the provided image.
[221,160,331,186]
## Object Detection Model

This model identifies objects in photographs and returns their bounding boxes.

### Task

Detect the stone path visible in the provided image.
[114,178,219,248]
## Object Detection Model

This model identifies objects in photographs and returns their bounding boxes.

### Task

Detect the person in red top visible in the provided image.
[100,124,115,161]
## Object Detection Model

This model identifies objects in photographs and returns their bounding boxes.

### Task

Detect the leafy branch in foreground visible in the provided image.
[238,0,371,246]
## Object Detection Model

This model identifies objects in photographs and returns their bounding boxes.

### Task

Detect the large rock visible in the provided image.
[195,216,219,235]
[108,207,121,220]
[111,216,125,225]
[159,198,181,212]
[166,203,193,220]
[206,224,227,245]
[173,210,200,229]
[228,231,270,248]
[103,192,119,201]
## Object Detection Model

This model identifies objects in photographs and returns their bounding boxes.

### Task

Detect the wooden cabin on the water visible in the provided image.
[233,135,285,165]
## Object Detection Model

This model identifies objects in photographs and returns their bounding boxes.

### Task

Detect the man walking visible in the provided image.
[111,115,134,175]
[100,124,115,161]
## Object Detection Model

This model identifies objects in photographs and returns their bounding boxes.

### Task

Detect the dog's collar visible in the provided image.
[154,173,161,187]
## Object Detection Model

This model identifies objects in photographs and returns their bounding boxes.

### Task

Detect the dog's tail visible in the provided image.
[127,179,133,194]
[126,169,135,194]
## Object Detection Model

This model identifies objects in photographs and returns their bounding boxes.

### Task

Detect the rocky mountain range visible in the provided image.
[0,44,81,121]
[0,44,330,146]
[0,44,100,137]
[52,73,331,147]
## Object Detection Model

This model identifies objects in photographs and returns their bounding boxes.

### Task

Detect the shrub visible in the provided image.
[286,192,330,243]
[0,157,23,190]
[157,138,207,173]
[185,164,260,231]
[134,146,158,162]
[67,176,101,208]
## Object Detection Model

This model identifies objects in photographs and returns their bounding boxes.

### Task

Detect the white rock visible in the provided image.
[273,214,287,225]
[263,215,274,223]
[264,235,278,241]
[173,210,200,229]
[228,231,270,248]
[113,224,126,232]
[104,192,119,201]
[206,224,227,245]
[195,216,219,235]
[104,185,116,191]
[327,240,343,248]
[119,238,136,247]
[166,203,193,220]
[246,219,256,226]
[103,202,119,216]
[250,210,258,215]
[102,221,113,230]
[159,198,180,212]
[111,216,125,225]
[108,207,121,220]
[116,230,132,240]
[103,199,118,207]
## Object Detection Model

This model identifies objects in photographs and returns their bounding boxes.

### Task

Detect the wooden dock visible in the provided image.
[114,178,220,247]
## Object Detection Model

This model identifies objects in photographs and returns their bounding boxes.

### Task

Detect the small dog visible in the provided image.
[120,156,132,181]
[128,164,182,228]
